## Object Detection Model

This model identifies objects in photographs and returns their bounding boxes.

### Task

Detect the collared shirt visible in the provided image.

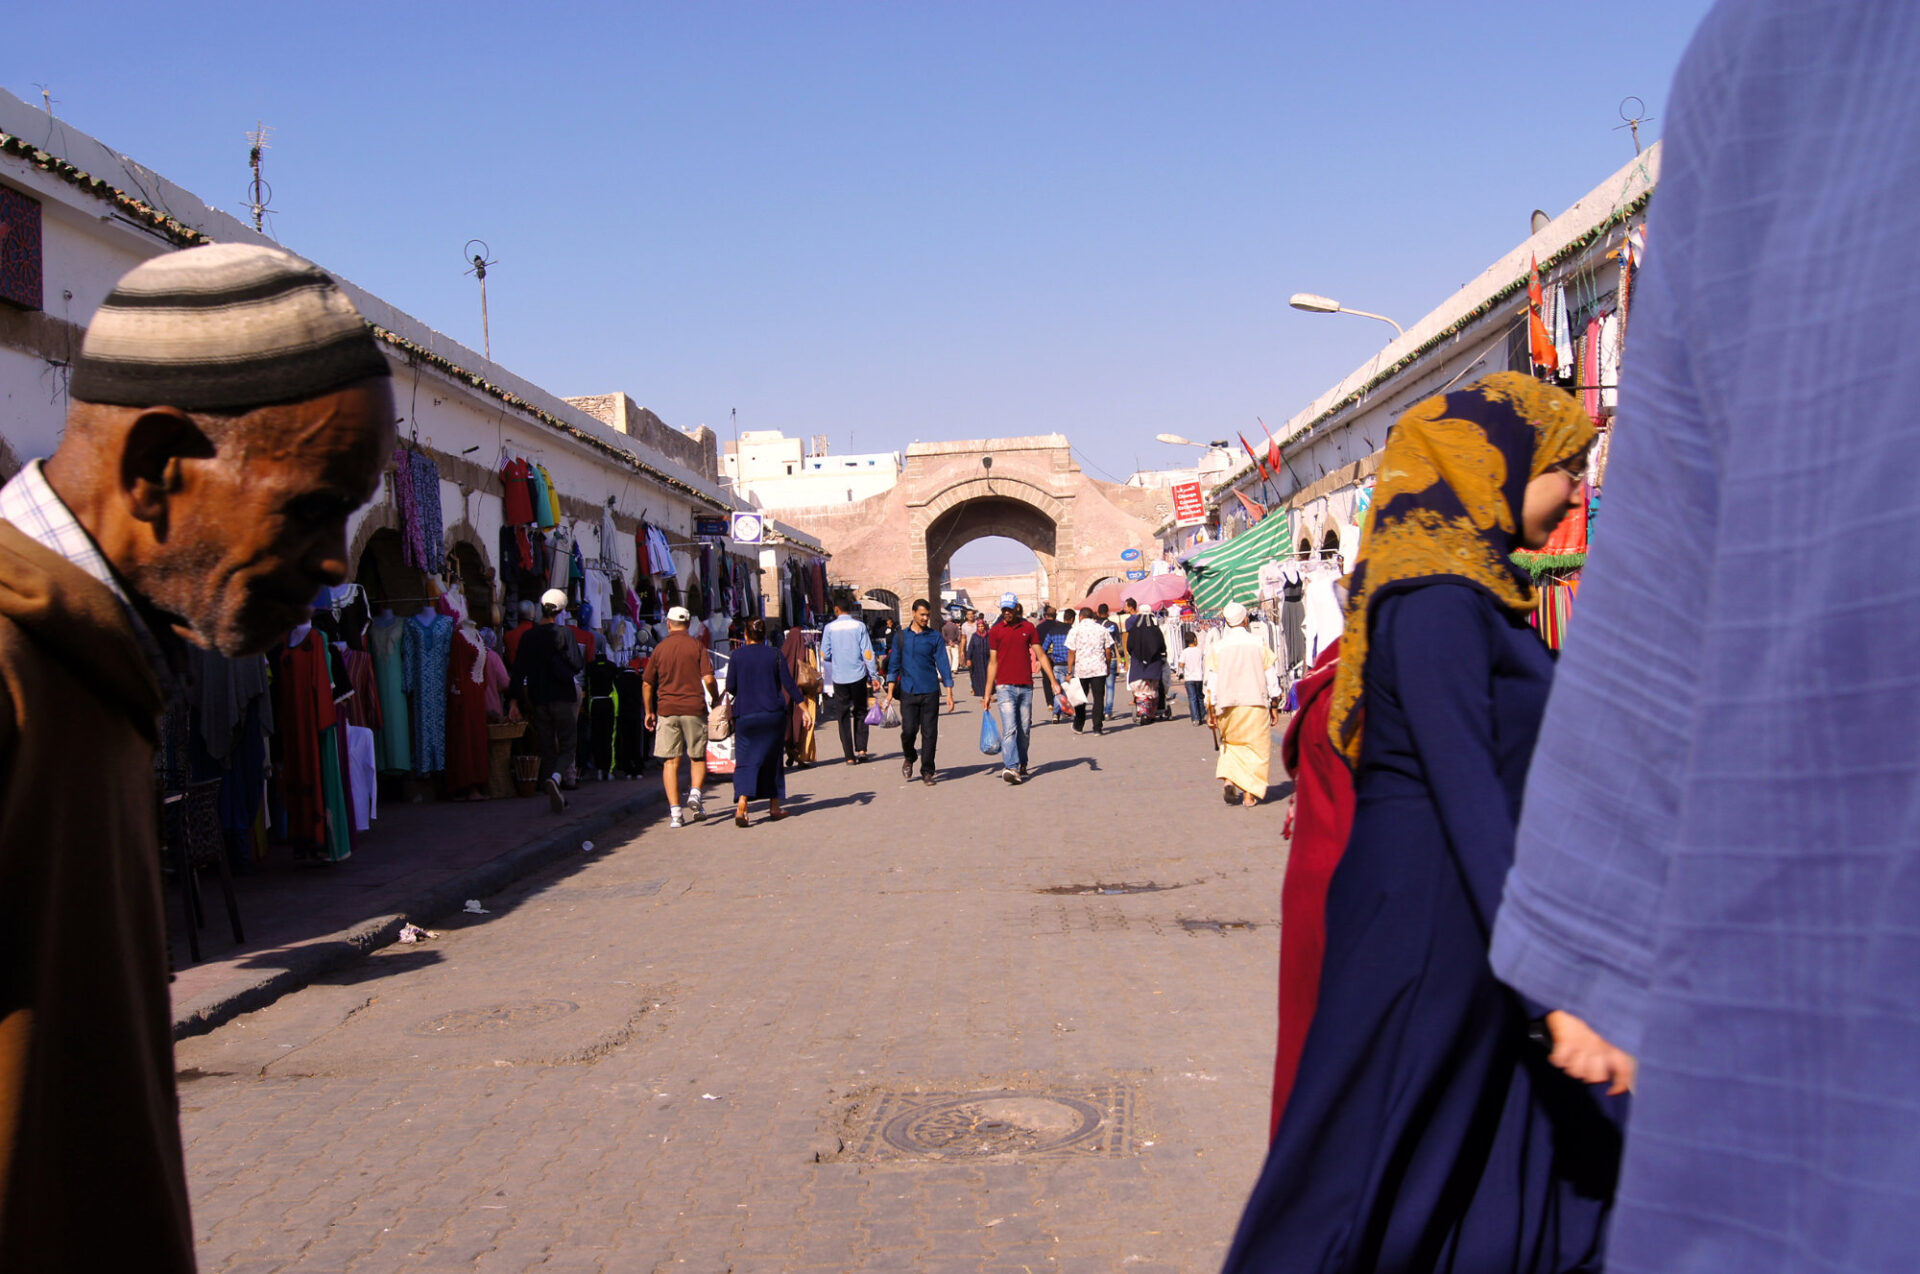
[0,459,173,684]
[888,624,952,695]
[819,614,877,685]
[1065,618,1113,679]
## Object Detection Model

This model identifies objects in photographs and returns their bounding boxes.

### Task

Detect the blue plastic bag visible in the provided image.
[979,704,1002,755]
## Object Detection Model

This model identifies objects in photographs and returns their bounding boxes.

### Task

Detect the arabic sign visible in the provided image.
[1170,481,1207,527]
[1120,548,1141,562]
[1125,570,1148,581]
[693,516,728,538]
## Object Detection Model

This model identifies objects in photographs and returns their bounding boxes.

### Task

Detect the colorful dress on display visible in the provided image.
[402,611,454,774]
[443,627,491,792]
[271,627,344,860]
[366,613,412,773]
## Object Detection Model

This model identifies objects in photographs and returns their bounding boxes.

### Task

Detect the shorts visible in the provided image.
[654,714,708,758]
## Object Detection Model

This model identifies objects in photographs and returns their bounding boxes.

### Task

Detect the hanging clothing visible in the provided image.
[501,457,535,526]
[402,611,454,774]
[271,627,336,853]
[345,724,378,831]
[528,463,557,529]
[581,656,619,775]
[614,666,649,775]
[482,648,511,718]
[366,613,412,773]
[443,628,490,792]
[393,447,424,570]
[340,649,382,733]
[410,450,444,569]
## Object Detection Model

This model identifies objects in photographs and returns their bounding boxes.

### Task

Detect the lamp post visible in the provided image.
[1288,292,1405,338]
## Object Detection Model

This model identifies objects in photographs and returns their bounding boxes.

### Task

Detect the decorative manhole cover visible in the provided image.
[411,999,579,1036]
[844,1085,1136,1161]
[1036,881,1181,895]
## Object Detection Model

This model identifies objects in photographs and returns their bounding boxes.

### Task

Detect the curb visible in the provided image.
[170,787,663,1041]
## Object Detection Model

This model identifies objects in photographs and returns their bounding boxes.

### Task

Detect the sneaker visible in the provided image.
[685,792,704,823]
[1002,768,1020,786]
[669,806,684,828]
[545,775,567,813]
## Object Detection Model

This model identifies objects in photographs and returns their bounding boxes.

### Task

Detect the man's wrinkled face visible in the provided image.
[154,379,395,656]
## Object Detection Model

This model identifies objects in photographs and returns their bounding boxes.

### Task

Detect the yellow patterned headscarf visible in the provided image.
[1327,372,1594,764]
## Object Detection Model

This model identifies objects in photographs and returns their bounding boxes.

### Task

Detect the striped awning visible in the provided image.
[1186,510,1292,614]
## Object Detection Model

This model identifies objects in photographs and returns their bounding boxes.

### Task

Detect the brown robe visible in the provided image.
[0,523,195,1270]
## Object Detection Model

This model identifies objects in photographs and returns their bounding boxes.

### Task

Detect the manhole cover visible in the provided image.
[1179,919,1258,936]
[1036,881,1180,896]
[411,999,579,1036]
[842,1085,1136,1161]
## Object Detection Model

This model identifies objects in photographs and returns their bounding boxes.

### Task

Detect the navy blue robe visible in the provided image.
[1224,583,1622,1273]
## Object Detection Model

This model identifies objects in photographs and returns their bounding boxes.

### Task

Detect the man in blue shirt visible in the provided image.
[819,598,880,763]
[887,598,955,784]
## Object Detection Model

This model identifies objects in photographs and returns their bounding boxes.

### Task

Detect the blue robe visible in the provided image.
[726,643,797,801]
[1225,584,1621,1273]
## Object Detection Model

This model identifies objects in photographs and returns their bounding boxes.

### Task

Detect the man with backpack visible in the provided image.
[511,587,586,812]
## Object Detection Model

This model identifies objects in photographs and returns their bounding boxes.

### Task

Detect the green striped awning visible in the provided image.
[1186,510,1292,615]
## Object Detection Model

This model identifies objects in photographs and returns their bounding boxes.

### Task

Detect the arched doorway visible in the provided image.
[922,492,1061,611]
[1083,575,1120,597]
[355,527,427,616]
[447,541,496,625]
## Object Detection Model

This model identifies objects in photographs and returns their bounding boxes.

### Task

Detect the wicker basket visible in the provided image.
[511,753,542,797]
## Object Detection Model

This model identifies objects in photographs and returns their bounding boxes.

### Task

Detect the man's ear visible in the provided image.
[121,407,217,527]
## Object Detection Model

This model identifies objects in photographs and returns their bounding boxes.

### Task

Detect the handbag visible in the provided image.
[708,694,733,741]
[794,656,822,693]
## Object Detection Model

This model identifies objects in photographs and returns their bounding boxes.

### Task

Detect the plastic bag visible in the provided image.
[882,697,902,729]
[979,705,1002,755]
[864,700,887,727]
[1065,677,1088,708]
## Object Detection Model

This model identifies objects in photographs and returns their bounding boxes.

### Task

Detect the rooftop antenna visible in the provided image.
[245,122,274,235]
[1615,96,1653,156]
[32,84,55,116]
[462,239,497,362]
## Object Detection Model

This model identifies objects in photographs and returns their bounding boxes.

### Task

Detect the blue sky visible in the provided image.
[11,2,1714,573]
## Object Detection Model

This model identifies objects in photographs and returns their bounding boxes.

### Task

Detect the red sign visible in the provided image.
[1170,481,1206,527]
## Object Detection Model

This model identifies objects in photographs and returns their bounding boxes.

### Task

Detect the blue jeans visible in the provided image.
[994,684,1033,770]
[1051,664,1070,715]
[1186,679,1206,723]
[1106,668,1118,714]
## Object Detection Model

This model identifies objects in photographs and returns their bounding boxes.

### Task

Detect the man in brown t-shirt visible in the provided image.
[642,605,718,827]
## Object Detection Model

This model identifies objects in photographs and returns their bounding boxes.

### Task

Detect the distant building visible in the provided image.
[721,430,902,509]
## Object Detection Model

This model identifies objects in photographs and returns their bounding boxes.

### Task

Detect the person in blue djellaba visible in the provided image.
[1223,372,1630,1273]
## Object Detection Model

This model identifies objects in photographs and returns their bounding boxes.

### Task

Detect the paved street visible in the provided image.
[178,700,1291,1273]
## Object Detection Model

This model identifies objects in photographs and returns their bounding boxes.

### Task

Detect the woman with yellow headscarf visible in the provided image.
[1225,373,1629,1273]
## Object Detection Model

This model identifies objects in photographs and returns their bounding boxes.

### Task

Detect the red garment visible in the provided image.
[340,649,383,732]
[444,630,491,792]
[482,648,511,718]
[986,619,1038,686]
[569,624,597,663]
[1271,638,1356,1139]
[271,629,337,850]
[503,621,533,666]
[501,458,535,526]
[1528,256,1556,369]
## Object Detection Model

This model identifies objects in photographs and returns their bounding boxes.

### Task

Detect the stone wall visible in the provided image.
[564,392,719,484]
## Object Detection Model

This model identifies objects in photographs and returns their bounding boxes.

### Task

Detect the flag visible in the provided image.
[1231,489,1266,522]
[1259,417,1283,476]
[1239,433,1271,482]
[1528,255,1555,369]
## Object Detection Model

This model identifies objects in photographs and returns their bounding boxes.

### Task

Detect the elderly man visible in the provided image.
[1207,601,1278,807]
[0,243,395,1271]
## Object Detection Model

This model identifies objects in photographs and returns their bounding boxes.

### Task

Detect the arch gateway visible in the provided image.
[774,435,1172,613]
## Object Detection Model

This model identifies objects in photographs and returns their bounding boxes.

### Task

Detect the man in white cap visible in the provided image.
[510,587,585,811]
[0,242,395,1270]
[1207,600,1279,807]
[642,605,718,827]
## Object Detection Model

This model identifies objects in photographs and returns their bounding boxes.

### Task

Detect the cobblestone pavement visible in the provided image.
[178,700,1292,1272]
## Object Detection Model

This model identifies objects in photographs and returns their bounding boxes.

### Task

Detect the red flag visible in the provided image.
[1259,417,1283,475]
[1239,433,1271,482]
[1527,255,1555,369]
[1232,489,1266,522]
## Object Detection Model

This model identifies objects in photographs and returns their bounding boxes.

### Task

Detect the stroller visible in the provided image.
[1129,678,1162,722]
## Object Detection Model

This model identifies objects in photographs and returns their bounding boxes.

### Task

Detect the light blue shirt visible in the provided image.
[818,614,877,685]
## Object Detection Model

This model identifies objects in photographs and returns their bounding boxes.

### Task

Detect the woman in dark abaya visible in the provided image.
[965,617,991,700]
[1223,373,1631,1273]
[725,619,799,827]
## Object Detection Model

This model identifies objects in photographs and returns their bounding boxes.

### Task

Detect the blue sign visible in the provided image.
[1120,548,1141,562]
[1125,569,1148,581]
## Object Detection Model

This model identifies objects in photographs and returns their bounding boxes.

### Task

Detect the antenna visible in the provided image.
[462,239,498,362]
[32,84,55,116]
[1615,97,1654,156]
[245,122,274,234]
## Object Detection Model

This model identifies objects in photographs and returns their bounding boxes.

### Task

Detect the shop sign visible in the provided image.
[693,515,728,538]
[729,512,765,544]
[1120,548,1141,562]
[1170,481,1206,527]
[1125,569,1148,581]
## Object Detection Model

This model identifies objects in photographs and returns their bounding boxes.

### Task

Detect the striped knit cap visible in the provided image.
[70,243,390,411]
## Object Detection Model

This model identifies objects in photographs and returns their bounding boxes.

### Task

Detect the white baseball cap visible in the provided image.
[540,588,569,612]
[666,605,691,623]
[999,591,1019,610]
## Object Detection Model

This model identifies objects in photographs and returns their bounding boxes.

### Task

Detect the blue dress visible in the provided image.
[1224,584,1622,1273]
[401,612,453,775]
[726,643,797,801]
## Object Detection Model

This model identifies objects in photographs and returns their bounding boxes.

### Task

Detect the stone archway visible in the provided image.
[920,486,1063,610]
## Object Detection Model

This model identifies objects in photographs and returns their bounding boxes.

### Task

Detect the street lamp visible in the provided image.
[1156,433,1231,450]
[1288,292,1405,338]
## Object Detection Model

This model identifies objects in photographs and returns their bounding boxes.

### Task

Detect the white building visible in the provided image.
[721,430,901,510]
[0,90,827,629]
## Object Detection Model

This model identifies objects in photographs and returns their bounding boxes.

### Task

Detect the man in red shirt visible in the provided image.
[980,592,1061,784]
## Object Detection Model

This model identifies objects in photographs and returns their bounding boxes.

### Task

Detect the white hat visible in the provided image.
[666,605,691,623]
[540,588,569,612]
[999,591,1019,610]
[1222,601,1250,626]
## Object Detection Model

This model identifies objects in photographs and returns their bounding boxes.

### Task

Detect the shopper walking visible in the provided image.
[1095,603,1121,715]
[1034,604,1072,721]
[965,616,991,700]
[1179,631,1206,724]
[1065,606,1113,735]
[940,612,963,680]
[1206,602,1277,807]
[511,587,585,812]
[820,599,881,763]
[0,243,394,1272]
[1223,372,1617,1273]
[1123,597,1168,722]
[887,598,954,784]
[980,593,1061,783]
[642,605,718,828]
[724,618,797,826]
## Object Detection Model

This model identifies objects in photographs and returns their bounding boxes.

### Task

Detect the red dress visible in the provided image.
[501,458,535,525]
[272,628,337,850]
[444,629,491,792]
[1271,638,1356,1138]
